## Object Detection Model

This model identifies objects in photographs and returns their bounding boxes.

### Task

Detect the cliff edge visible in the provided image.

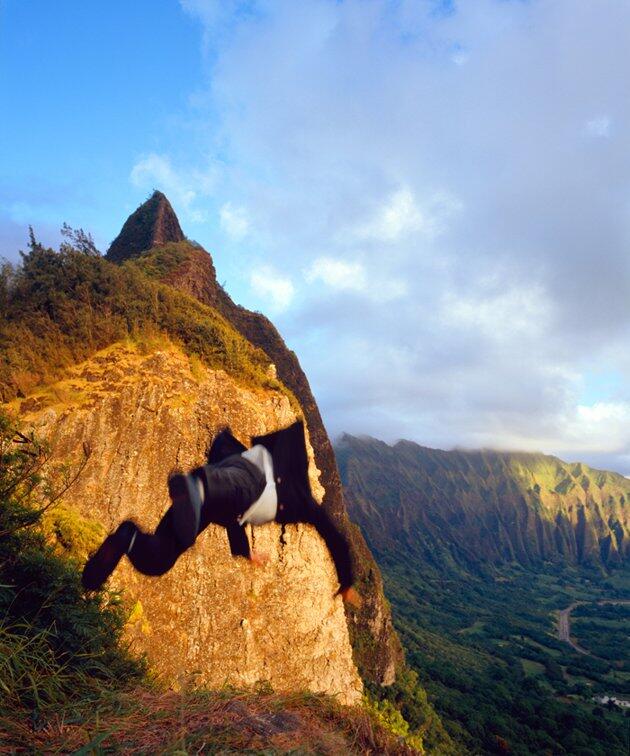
[15,342,362,704]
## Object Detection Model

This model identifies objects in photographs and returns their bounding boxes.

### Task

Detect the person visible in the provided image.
[82,420,361,607]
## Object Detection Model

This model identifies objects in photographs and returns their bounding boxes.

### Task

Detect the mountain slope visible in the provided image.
[336,434,629,573]
[0,197,454,751]
[15,341,361,701]
[106,192,403,684]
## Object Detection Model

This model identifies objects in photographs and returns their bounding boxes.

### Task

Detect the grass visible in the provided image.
[520,659,546,677]
[42,503,106,564]
[1,686,423,754]
[127,241,190,280]
[517,635,563,657]
[13,337,269,421]
[457,620,485,636]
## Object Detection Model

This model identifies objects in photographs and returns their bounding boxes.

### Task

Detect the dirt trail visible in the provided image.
[557,599,630,655]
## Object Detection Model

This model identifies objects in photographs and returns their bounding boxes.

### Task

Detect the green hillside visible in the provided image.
[0,233,284,405]
[337,434,630,755]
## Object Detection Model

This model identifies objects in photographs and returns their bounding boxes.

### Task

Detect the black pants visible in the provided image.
[128,455,265,576]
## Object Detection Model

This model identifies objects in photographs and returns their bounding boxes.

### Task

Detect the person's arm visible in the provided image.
[303,498,355,593]
[225,521,268,566]
[226,521,251,559]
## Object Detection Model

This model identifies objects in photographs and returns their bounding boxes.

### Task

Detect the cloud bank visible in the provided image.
[167,0,630,472]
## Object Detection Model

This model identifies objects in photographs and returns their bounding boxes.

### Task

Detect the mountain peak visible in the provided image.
[106,191,185,263]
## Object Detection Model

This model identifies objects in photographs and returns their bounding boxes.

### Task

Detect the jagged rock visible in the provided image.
[20,343,362,704]
[106,191,185,263]
[5,191,402,689]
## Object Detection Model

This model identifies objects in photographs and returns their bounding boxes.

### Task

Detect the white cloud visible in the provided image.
[442,282,552,342]
[585,115,611,138]
[305,257,367,291]
[176,0,630,472]
[220,202,250,239]
[304,257,407,302]
[250,265,294,312]
[555,402,630,454]
[350,188,462,244]
[353,188,429,243]
[130,153,216,223]
[576,401,630,425]
[371,278,408,303]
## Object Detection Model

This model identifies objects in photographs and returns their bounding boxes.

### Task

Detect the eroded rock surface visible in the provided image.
[17,343,362,704]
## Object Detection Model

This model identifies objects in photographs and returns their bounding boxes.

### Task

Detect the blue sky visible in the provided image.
[0,1,202,244]
[3,0,630,472]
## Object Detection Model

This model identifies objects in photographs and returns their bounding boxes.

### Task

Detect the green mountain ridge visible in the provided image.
[336,434,629,575]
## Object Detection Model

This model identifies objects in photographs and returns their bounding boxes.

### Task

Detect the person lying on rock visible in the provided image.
[82,420,361,607]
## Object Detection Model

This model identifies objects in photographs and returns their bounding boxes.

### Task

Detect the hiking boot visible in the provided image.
[82,520,137,591]
[168,472,202,549]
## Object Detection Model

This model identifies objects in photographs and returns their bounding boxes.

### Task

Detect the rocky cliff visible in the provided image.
[336,434,630,573]
[13,342,362,704]
[0,193,403,700]
[111,192,403,684]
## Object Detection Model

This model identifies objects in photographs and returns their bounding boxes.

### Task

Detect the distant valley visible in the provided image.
[336,434,630,755]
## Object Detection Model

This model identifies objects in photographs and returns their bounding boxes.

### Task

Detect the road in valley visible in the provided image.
[557,599,630,656]
[557,602,589,654]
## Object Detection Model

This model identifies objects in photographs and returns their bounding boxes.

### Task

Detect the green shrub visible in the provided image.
[364,693,425,752]
[0,411,145,722]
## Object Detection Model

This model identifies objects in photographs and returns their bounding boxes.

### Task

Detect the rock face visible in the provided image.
[19,343,362,704]
[110,193,403,684]
[106,191,184,263]
[336,434,630,573]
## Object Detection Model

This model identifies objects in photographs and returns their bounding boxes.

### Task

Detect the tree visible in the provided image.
[60,223,101,257]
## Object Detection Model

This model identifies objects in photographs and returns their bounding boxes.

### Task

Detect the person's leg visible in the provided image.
[82,456,265,591]
[126,509,185,576]
[82,520,137,590]
[82,507,187,590]
[123,458,264,578]
[168,471,204,550]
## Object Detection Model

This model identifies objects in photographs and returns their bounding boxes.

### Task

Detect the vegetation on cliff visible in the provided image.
[0,411,144,735]
[106,190,185,264]
[0,232,285,403]
[7,685,425,754]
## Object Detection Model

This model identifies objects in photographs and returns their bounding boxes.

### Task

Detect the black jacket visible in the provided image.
[206,421,354,590]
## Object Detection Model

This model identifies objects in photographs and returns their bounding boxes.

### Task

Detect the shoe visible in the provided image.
[82,520,137,591]
[168,472,202,549]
